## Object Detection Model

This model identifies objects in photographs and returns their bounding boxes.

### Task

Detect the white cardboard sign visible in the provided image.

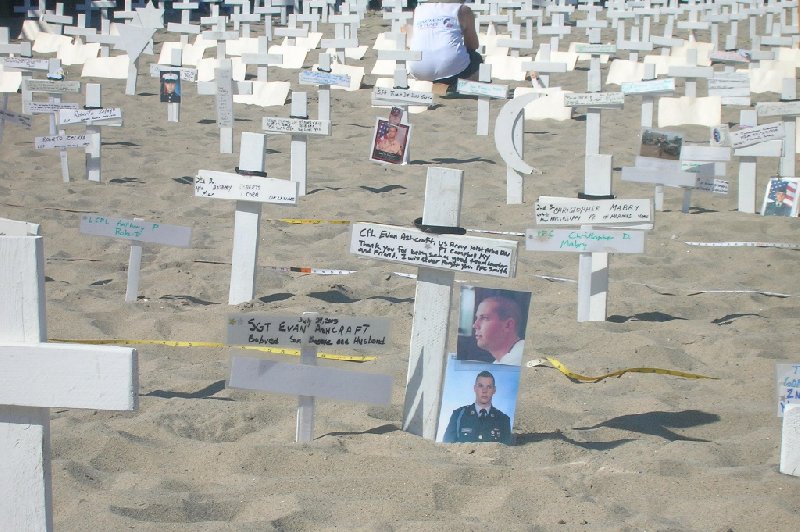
[728,122,785,149]
[456,79,509,99]
[228,313,390,349]
[299,69,351,87]
[526,228,645,253]
[194,170,298,204]
[350,222,517,278]
[262,117,331,135]
[80,214,192,247]
[34,134,90,149]
[777,363,800,417]
[563,92,625,107]
[58,107,122,125]
[23,79,80,93]
[371,87,433,106]
[621,78,675,95]
[535,197,652,225]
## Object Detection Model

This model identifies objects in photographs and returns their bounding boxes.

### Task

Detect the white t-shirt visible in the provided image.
[493,339,524,366]
[408,3,470,81]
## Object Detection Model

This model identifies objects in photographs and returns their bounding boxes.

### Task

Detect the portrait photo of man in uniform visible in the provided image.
[369,117,410,165]
[761,177,799,217]
[436,356,521,445]
[160,71,181,103]
[456,286,532,366]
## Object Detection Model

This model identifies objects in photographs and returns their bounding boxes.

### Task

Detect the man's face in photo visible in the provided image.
[474,376,495,408]
[473,299,511,353]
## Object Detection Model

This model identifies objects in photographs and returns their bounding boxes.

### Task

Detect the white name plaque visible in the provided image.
[621,78,675,95]
[350,222,517,278]
[194,170,298,204]
[757,101,800,117]
[535,197,652,225]
[23,79,80,93]
[80,215,192,247]
[58,107,122,125]
[25,101,79,114]
[262,117,331,135]
[34,134,90,149]
[526,228,645,253]
[372,87,434,106]
[299,70,351,88]
[563,92,625,108]
[728,122,785,149]
[456,79,509,99]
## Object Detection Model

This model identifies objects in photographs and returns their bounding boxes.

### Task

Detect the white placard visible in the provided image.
[757,101,800,118]
[535,197,652,225]
[23,79,80,93]
[0,108,32,128]
[563,92,625,107]
[778,363,800,416]
[79,214,192,247]
[58,107,122,125]
[695,177,729,194]
[229,357,392,405]
[575,44,617,54]
[728,122,785,149]
[1,57,50,71]
[299,69,351,88]
[456,79,509,99]
[709,50,750,64]
[526,228,645,253]
[371,86,434,106]
[194,170,298,204]
[262,117,331,135]
[350,222,517,278]
[708,73,750,98]
[25,101,79,114]
[621,78,675,95]
[148,64,198,83]
[228,313,390,350]
[34,134,90,149]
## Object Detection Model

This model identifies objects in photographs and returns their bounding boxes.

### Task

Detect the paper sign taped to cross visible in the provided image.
[58,107,122,125]
[350,222,517,277]
[23,79,80,93]
[456,79,509,99]
[372,86,433,106]
[262,117,331,135]
[26,101,79,114]
[299,69,351,88]
[777,363,800,417]
[195,170,298,204]
[535,197,652,225]
[728,122,785,149]
[80,214,192,247]
[621,78,675,95]
[563,92,625,108]
[526,228,645,253]
[34,134,90,149]
[228,313,390,350]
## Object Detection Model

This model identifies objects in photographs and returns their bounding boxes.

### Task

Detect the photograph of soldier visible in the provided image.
[761,178,799,217]
[369,118,410,165]
[456,286,531,366]
[639,127,683,160]
[436,356,521,445]
[160,71,181,103]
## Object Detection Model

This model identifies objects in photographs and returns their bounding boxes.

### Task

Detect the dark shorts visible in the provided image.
[434,50,484,86]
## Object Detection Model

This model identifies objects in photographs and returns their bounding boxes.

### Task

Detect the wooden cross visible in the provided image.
[756,85,800,179]
[322,14,360,65]
[167,0,202,46]
[0,233,137,531]
[195,132,300,304]
[522,42,567,89]
[456,64,509,137]
[227,312,392,442]
[197,58,239,153]
[13,0,45,18]
[40,2,73,34]
[349,167,519,440]
[79,214,191,302]
[733,109,783,214]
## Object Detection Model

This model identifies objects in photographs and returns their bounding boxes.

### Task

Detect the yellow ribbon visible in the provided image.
[543,356,718,383]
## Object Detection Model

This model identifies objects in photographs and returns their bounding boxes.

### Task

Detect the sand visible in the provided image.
[2,6,800,531]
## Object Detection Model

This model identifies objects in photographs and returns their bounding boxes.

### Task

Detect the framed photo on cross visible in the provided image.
[761,177,800,217]
[369,117,410,165]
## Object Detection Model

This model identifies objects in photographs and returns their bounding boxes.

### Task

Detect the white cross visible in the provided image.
[0,233,137,531]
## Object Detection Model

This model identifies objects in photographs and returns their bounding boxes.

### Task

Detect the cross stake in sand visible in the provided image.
[0,233,138,531]
[195,132,300,304]
[350,167,518,439]
[227,312,392,442]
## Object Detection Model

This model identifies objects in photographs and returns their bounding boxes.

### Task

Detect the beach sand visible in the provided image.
[2,7,800,530]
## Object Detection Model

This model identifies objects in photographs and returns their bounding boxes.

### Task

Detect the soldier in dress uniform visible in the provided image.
[160,72,181,103]
[442,370,512,444]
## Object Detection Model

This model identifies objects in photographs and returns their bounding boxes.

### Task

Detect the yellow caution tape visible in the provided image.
[543,356,718,383]
[49,338,375,362]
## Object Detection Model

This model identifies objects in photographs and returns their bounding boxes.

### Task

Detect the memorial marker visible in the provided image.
[228,312,392,442]
[0,235,137,530]
[734,110,783,213]
[79,214,192,302]
[350,167,519,440]
[457,64,508,136]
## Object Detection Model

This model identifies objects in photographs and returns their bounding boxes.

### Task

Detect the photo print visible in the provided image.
[639,127,683,160]
[160,71,181,103]
[761,177,800,217]
[369,117,410,165]
[436,355,521,445]
[456,286,532,366]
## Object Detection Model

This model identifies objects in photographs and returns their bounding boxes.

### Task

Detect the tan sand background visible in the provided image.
[2,8,800,530]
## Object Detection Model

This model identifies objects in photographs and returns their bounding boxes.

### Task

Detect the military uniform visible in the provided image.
[442,404,512,444]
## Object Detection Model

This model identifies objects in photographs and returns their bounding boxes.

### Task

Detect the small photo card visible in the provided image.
[761,177,800,217]
[456,286,532,366]
[639,127,683,160]
[160,71,181,103]
[436,355,521,445]
[369,117,410,165]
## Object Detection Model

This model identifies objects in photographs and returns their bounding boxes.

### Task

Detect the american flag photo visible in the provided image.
[762,177,800,217]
